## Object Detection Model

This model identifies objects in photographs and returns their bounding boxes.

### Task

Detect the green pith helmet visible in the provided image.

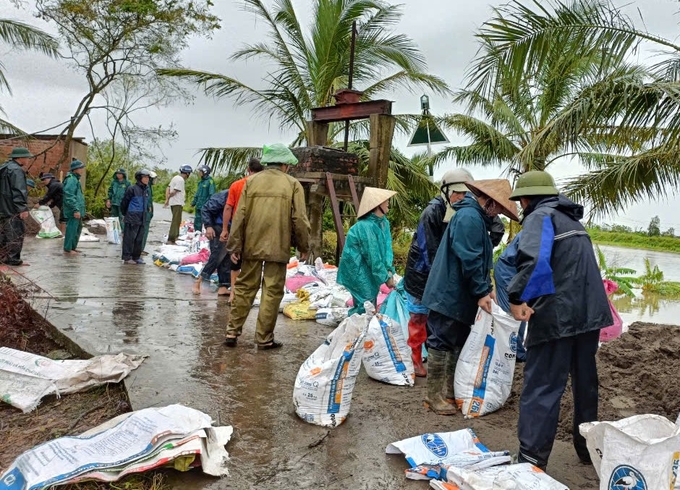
[260,143,298,166]
[70,159,85,171]
[510,170,559,201]
[26,179,35,188]
[9,147,33,159]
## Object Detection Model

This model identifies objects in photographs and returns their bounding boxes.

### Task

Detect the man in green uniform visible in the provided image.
[191,165,215,233]
[0,147,32,266]
[63,160,86,255]
[141,170,156,255]
[106,168,130,232]
[225,144,311,350]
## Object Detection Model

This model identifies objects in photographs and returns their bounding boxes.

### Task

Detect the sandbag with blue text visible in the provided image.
[362,313,414,386]
[454,304,520,418]
[293,303,373,427]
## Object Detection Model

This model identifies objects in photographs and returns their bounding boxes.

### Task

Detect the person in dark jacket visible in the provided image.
[193,189,231,297]
[403,168,505,378]
[421,179,519,415]
[120,169,150,264]
[0,147,32,266]
[62,160,86,255]
[141,171,156,255]
[507,171,612,471]
[37,173,65,234]
[107,168,130,233]
[191,165,216,233]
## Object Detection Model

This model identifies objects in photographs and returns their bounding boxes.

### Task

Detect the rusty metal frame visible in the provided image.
[311,100,392,123]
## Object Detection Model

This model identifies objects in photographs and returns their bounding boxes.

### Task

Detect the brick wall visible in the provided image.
[0,135,88,185]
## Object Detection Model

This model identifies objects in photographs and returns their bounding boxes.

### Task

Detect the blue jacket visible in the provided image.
[494,232,522,314]
[507,195,612,347]
[422,194,494,325]
[201,189,228,229]
[120,182,149,225]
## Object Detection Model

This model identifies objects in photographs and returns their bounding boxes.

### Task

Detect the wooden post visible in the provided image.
[307,191,324,261]
[307,121,329,147]
[369,114,396,188]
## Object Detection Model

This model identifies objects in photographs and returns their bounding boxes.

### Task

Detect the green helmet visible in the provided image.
[510,170,559,201]
[260,143,298,166]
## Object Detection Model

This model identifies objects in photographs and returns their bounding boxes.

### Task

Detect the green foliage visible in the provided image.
[588,228,680,254]
[648,215,661,237]
[595,245,636,297]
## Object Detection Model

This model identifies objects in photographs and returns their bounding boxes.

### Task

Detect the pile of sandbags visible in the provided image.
[1,405,233,486]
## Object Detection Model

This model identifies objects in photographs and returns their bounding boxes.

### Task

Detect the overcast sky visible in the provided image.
[2,0,680,230]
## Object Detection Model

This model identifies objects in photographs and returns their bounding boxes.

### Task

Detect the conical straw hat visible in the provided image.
[357,187,397,218]
[464,179,519,221]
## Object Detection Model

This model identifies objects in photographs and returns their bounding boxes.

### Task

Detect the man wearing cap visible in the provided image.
[337,186,398,316]
[0,147,32,266]
[403,168,505,378]
[193,188,231,297]
[166,165,192,244]
[506,170,612,470]
[106,168,130,233]
[422,179,519,415]
[225,144,310,350]
[62,160,86,255]
[37,173,64,234]
[191,165,215,233]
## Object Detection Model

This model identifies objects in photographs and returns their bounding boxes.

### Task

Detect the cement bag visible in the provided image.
[386,429,491,467]
[580,414,680,490]
[30,206,61,238]
[454,304,520,418]
[293,303,373,427]
[362,313,414,386]
[445,463,568,490]
[315,307,349,327]
[105,217,122,244]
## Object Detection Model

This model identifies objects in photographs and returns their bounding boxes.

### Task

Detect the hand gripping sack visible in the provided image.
[362,313,414,386]
[454,304,520,418]
[293,303,374,427]
[105,217,122,244]
[580,414,680,490]
[30,206,61,238]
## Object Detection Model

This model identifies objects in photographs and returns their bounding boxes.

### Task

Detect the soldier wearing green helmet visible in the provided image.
[506,170,612,470]
[63,159,86,255]
[0,147,32,266]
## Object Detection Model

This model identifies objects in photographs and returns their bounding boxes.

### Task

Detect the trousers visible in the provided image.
[141,212,152,252]
[122,222,145,260]
[226,259,286,344]
[200,224,230,287]
[63,218,82,252]
[425,310,471,352]
[168,205,182,242]
[194,209,203,233]
[0,216,25,264]
[111,204,124,232]
[517,329,600,469]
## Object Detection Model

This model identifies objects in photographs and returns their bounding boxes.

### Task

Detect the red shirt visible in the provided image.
[226,177,247,210]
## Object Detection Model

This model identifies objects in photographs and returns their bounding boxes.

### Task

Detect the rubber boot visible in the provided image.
[423,349,457,415]
[411,345,427,377]
[443,347,461,404]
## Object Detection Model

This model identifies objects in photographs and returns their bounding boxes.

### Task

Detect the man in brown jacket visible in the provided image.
[225,144,311,350]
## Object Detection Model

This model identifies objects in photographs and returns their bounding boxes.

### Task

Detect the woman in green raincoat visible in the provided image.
[337,187,397,315]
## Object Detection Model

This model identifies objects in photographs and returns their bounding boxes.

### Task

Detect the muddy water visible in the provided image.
[597,245,680,325]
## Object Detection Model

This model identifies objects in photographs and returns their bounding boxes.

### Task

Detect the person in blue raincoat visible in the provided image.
[337,187,397,315]
[422,179,519,416]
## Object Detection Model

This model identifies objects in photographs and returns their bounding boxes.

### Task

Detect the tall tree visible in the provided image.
[0,17,59,132]
[160,0,449,174]
[34,0,219,166]
[459,0,680,216]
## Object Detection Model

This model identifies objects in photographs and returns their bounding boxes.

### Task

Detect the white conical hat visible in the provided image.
[357,187,397,218]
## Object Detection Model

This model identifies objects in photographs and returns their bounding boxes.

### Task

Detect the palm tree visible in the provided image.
[159,0,449,174]
[459,0,680,217]
[0,18,59,132]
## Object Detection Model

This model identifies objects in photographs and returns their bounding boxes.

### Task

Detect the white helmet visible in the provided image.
[441,168,473,193]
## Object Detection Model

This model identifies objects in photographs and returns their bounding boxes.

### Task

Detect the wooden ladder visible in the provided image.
[326,172,360,264]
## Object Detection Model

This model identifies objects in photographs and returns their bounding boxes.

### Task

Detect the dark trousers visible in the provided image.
[141,213,152,252]
[518,329,600,470]
[111,204,124,232]
[168,205,182,242]
[200,224,230,287]
[426,310,471,352]
[0,216,25,264]
[122,222,144,261]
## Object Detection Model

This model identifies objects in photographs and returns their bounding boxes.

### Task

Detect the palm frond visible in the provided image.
[197,146,262,175]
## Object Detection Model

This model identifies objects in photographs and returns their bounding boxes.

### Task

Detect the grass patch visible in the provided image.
[588,229,680,254]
